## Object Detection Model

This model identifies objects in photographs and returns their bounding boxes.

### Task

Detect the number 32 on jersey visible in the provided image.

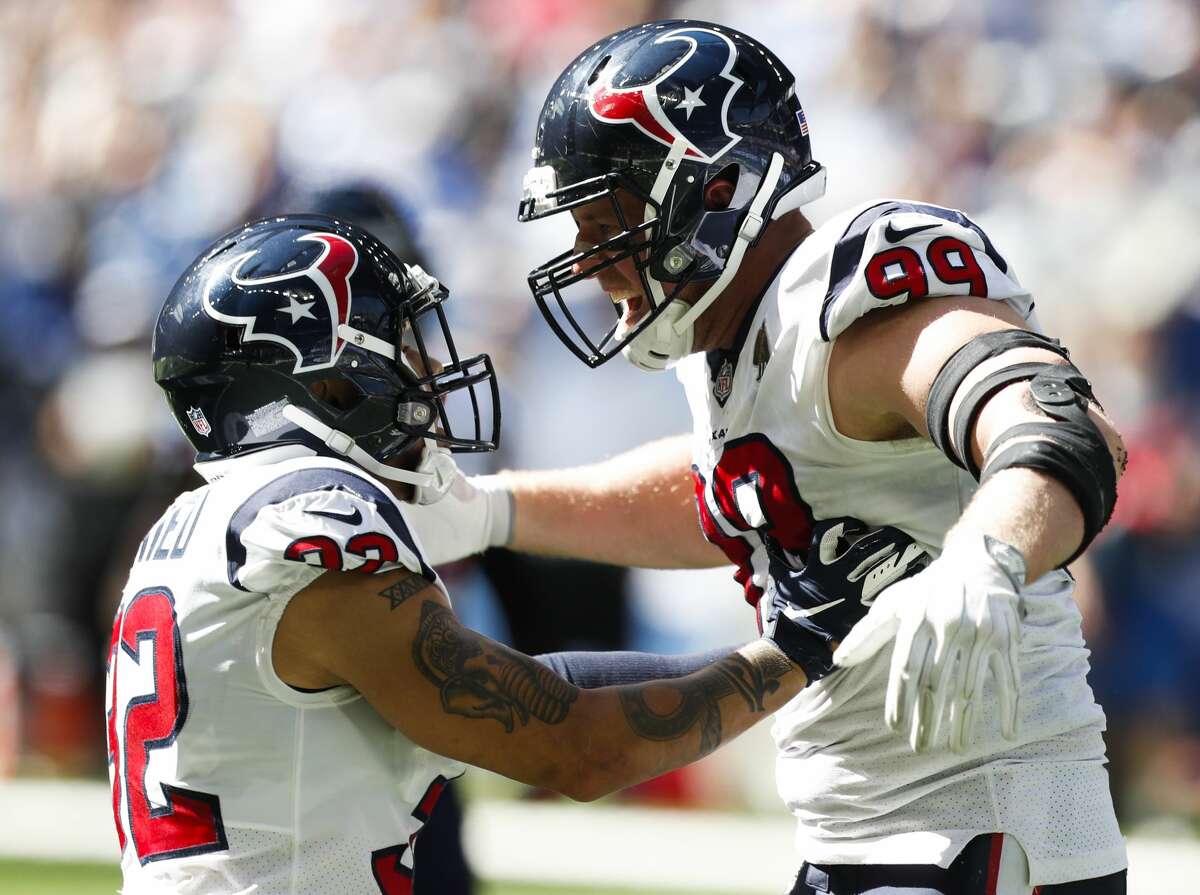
[106,587,227,864]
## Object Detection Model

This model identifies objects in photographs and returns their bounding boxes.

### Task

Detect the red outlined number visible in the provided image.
[370,775,453,894]
[926,235,988,297]
[284,535,343,570]
[694,434,813,607]
[285,533,400,573]
[106,588,226,864]
[865,246,928,301]
[347,533,401,575]
[866,231,989,303]
[371,844,413,895]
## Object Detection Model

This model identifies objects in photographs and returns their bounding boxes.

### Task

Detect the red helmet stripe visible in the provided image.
[310,233,357,352]
[589,83,702,159]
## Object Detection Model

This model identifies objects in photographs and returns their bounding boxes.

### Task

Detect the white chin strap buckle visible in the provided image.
[620,301,692,372]
[281,404,435,488]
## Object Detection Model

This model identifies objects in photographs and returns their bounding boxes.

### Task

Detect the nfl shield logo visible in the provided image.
[187,406,212,437]
[713,358,734,407]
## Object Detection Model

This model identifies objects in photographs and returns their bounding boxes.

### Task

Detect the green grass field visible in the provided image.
[0,859,731,895]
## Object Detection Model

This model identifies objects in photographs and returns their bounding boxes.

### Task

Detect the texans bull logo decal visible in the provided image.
[202,231,358,373]
[588,27,743,164]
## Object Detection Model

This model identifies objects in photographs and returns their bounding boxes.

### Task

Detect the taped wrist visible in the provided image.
[925,329,1071,471]
[764,612,836,684]
[980,368,1117,565]
[473,475,513,547]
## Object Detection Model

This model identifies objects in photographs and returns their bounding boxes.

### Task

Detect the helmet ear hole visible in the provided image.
[309,377,365,414]
[704,165,739,211]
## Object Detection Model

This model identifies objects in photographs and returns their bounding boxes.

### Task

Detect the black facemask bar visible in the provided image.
[392,278,500,452]
[520,171,694,368]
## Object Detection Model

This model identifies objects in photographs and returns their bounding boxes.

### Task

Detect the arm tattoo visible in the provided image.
[412,600,578,732]
[377,575,429,610]
[618,651,791,758]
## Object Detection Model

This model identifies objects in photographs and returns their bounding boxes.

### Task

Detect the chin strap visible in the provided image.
[671,150,785,335]
[281,404,440,489]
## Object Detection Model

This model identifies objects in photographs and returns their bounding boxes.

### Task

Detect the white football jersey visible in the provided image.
[105,454,464,895]
[677,199,1126,885]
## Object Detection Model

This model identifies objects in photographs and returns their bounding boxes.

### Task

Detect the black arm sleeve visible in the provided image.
[533,647,737,688]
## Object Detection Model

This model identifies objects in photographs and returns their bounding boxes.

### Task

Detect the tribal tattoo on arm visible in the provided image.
[412,600,578,732]
[618,650,792,758]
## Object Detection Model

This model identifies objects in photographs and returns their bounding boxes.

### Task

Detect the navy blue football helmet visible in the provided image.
[153,214,499,485]
[518,19,827,370]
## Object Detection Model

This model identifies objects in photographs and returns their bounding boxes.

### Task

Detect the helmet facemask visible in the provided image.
[337,263,500,458]
[519,164,701,369]
[390,268,499,453]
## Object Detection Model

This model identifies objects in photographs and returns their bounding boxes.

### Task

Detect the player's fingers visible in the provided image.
[951,638,990,754]
[997,610,1022,740]
[888,626,930,740]
[947,691,972,755]
[922,642,963,753]
[906,634,937,753]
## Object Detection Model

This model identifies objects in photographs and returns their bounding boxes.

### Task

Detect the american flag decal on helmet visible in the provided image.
[796,107,810,137]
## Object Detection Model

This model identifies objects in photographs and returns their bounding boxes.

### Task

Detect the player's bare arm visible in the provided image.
[408,433,725,569]
[502,434,723,567]
[830,295,1125,752]
[274,568,802,802]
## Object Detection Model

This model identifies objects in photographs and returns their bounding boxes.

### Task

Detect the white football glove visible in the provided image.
[833,533,1027,754]
[402,444,512,566]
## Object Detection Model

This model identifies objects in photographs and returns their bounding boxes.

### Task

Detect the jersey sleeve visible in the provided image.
[225,465,436,596]
[817,201,1032,342]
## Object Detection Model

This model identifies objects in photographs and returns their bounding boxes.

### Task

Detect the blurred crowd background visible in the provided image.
[1,0,1199,846]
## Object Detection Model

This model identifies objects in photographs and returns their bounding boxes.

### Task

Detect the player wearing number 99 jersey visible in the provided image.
[107,213,850,895]
[405,19,1130,894]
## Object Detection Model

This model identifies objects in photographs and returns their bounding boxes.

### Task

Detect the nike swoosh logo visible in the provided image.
[883,220,940,243]
[306,507,362,526]
[786,598,845,620]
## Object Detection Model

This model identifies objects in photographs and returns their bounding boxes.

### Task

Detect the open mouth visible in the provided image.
[618,295,647,328]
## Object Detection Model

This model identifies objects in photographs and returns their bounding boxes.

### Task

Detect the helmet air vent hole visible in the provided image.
[587,55,611,86]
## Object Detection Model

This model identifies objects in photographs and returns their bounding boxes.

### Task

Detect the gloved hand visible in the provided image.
[759,517,931,684]
[402,445,512,566]
[833,533,1027,754]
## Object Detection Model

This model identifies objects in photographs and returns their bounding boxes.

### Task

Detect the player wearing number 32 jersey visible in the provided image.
[106,214,878,895]
[405,19,1131,895]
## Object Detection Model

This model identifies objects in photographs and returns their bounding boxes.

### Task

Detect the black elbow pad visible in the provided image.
[980,368,1117,565]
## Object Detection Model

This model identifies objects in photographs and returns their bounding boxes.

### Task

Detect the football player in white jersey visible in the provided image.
[108,212,900,894]
[403,19,1130,895]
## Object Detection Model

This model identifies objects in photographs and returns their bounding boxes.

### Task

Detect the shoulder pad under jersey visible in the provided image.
[818,200,1029,342]
[225,462,434,595]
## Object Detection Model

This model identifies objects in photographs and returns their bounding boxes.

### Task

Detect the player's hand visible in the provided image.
[759,518,931,683]
[402,445,512,566]
[833,534,1027,754]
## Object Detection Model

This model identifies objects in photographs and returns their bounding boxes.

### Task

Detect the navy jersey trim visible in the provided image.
[225,467,433,591]
[818,201,1009,342]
